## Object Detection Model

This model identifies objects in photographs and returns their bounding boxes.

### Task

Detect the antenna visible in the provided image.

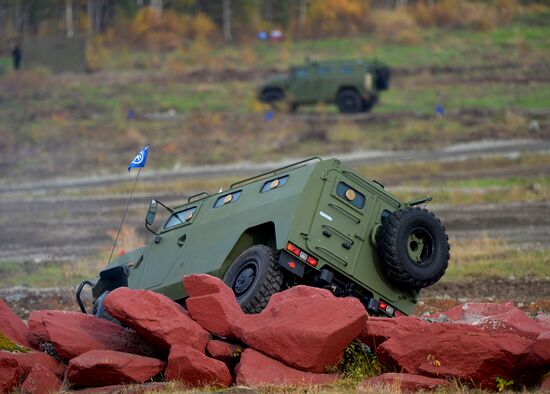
[107,167,142,265]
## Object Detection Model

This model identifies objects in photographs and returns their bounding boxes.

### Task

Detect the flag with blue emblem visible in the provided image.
[128,144,149,172]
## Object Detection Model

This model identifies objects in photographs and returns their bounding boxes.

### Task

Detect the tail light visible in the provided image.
[286,242,318,267]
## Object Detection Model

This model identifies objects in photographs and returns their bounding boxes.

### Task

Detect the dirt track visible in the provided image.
[1,139,549,261]
[1,190,549,263]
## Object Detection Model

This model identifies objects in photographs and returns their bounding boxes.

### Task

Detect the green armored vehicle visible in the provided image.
[78,158,449,317]
[257,59,390,113]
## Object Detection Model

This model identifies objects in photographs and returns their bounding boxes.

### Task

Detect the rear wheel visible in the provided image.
[337,89,362,113]
[223,245,283,314]
[377,207,450,288]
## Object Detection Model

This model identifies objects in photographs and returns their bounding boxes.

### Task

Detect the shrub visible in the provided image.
[495,0,519,23]
[368,9,422,45]
[307,0,368,37]
[413,0,499,31]
[332,340,382,382]
[128,7,216,51]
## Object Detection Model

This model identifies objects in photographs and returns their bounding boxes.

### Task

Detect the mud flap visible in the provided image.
[278,250,305,278]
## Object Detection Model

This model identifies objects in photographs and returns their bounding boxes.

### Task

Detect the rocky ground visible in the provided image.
[1,274,549,393]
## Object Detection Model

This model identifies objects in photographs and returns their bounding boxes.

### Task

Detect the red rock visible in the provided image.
[233,285,367,372]
[377,323,540,390]
[235,348,338,387]
[20,363,62,394]
[165,345,233,388]
[438,302,516,322]
[104,287,209,354]
[0,299,31,347]
[361,373,450,392]
[67,350,165,388]
[184,274,245,338]
[473,310,546,341]
[28,310,154,361]
[536,313,550,330]
[359,316,430,349]
[74,382,172,394]
[0,357,23,393]
[431,302,546,340]
[533,331,550,363]
[206,339,243,365]
[0,351,65,378]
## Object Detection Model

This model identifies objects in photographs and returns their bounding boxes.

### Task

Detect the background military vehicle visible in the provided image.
[257,59,390,113]
[79,157,449,317]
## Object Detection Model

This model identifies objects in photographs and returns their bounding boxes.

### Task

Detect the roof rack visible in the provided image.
[230,157,321,189]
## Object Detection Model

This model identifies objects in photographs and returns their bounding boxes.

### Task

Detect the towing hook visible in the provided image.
[76,280,94,314]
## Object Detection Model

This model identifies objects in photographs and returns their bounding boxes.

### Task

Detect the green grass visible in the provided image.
[99,18,550,71]
[0,260,99,288]
[0,56,10,76]
[444,237,550,282]
[1,17,549,181]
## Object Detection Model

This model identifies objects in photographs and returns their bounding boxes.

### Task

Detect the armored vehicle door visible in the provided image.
[134,205,199,289]
[288,66,317,103]
[306,170,372,275]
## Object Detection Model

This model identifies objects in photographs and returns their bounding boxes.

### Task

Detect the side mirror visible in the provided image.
[146,199,158,227]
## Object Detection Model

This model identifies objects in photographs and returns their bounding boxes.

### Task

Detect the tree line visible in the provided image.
[0,0,542,44]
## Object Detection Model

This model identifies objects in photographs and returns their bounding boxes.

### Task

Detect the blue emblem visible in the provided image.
[128,145,149,172]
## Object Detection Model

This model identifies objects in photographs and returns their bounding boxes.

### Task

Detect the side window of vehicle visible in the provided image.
[164,207,197,230]
[316,66,330,76]
[340,65,353,74]
[294,68,308,79]
[214,191,242,208]
[260,175,289,193]
[336,182,366,209]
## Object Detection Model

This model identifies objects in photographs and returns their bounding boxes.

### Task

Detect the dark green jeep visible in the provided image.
[78,158,449,318]
[257,59,390,113]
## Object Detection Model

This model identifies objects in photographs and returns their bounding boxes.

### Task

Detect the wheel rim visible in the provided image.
[343,96,358,110]
[233,261,257,296]
[407,228,434,266]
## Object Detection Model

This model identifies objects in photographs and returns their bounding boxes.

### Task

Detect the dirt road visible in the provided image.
[2,139,549,194]
[1,139,549,261]
[1,190,549,263]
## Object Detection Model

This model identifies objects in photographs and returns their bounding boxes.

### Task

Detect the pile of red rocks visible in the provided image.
[1,274,549,393]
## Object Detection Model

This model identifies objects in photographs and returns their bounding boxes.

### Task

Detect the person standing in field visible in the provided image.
[11,44,22,70]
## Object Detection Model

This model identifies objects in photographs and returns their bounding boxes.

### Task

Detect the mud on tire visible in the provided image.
[223,245,283,314]
[377,207,450,289]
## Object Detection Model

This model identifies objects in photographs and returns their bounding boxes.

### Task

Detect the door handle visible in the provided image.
[177,234,187,247]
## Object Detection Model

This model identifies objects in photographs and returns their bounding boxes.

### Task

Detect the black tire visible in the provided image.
[377,207,450,289]
[92,291,120,324]
[260,89,284,105]
[223,245,284,314]
[362,96,378,112]
[337,89,362,114]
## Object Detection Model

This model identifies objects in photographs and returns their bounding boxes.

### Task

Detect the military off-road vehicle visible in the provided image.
[257,59,390,113]
[78,158,449,317]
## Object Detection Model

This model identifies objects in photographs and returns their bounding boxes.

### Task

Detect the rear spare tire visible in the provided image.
[377,207,449,288]
[223,245,283,314]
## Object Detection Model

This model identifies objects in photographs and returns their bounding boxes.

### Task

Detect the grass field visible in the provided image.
[0,12,549,182]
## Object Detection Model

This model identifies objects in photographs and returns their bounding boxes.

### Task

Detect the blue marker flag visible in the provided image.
[128,144,149,172]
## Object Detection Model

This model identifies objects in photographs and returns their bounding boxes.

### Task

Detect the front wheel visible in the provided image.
[223,245,283,314]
